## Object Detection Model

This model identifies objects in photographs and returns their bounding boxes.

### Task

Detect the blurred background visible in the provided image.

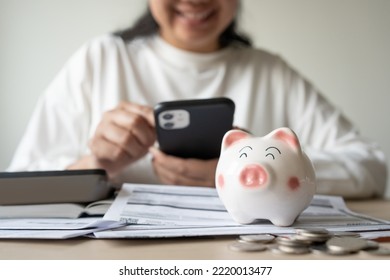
[1,0,389,197]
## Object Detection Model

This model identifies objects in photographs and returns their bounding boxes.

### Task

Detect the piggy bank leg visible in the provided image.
[231,213,256,225]
[269,215,297,227]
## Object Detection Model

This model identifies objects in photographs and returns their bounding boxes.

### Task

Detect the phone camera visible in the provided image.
[162,113,174,120]
[158,109,190,130]
[163,122,175,129]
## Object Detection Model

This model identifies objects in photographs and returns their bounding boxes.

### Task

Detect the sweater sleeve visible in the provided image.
[277,57,387,199]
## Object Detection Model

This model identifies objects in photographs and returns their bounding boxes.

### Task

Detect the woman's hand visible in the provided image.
[68,101,156,177]
[150,147,218,187]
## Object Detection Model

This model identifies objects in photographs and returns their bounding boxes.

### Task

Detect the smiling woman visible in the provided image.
[5,0,388,199]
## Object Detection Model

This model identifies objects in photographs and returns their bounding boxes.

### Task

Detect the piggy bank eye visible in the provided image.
[265,146,281,160]
[239,146,253,158]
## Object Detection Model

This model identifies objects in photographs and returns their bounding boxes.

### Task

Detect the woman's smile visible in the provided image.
[174,3,217,29]
[149,0,237,52]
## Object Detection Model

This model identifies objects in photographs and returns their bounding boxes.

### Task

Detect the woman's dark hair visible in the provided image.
[114,8,252,48]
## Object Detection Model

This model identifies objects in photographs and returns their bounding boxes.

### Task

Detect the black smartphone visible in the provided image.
[0,169,113,205]
[154,97,235,159]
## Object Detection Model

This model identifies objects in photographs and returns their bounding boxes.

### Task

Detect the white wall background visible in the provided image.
[1,0,389,197]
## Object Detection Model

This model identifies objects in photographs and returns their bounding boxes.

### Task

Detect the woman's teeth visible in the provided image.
[180,10,212,20]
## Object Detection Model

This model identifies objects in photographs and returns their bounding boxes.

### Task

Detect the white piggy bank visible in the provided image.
[215,127,316,227]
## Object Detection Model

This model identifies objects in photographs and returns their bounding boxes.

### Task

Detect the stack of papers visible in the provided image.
[0,218,118,239]
[95,184,390,239]
[0,200,118,239]
[1,183,390,239]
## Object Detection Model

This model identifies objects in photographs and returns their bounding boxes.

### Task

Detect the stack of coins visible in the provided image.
[229,234,275,252]
[270,228,332,255]
[228,228,390,256]
[239,233,275,243]
[272,236,311,254]
[295,228,332,243]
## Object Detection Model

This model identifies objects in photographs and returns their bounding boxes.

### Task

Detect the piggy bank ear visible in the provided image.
[221,129,251,151]
[268,127,302,152]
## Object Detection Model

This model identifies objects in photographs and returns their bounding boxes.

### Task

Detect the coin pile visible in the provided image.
[229,234,274,252]
[229,228,390,256]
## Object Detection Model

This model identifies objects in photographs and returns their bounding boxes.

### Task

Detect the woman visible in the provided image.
[8,0,387,198]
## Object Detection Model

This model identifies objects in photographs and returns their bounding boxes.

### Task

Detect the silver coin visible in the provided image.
[239,234,275,243]
[295,228,332,243]
[296,227,330,236]
[310,244,330,254]
[362,240,379,251]
[311,244,357,256]
[326,237,367,253]
[269,246,284,254]
[363,246,390,256]
[295,233,331,243]
[276,236,311,247]
[228,241,267,252]
[277,245,311,254]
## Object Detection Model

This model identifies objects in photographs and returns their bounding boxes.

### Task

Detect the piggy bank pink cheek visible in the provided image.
[288,176,300,190]
[217,174,225,188]
[239,164,268,188]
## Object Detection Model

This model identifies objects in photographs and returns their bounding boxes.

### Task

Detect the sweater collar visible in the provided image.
[149,35,232,72]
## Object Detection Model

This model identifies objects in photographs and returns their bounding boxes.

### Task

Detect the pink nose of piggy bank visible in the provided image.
[215,127,316,226]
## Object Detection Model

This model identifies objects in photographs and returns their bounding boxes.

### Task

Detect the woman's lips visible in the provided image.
[177,9,213,20]
[175,8,216,26]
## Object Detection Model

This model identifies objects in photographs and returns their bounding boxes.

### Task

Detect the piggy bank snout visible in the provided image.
[239,164,268,188]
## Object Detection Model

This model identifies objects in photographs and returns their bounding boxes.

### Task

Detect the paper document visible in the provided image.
[0,217,108,230]
[0,199,113,219]
[0,217,121,239]
[96,183,390,239]
[0,198,119,239]
[0,220,118,239]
